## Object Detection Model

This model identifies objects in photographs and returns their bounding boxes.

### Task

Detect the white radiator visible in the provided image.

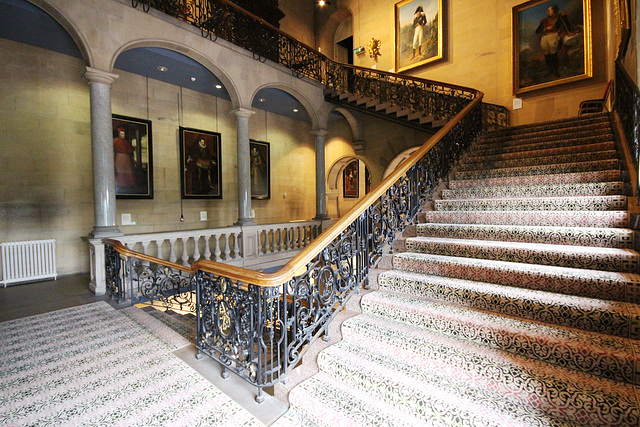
[1,239,57,287]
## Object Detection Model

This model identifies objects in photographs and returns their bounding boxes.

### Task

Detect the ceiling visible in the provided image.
[0,0,311,122]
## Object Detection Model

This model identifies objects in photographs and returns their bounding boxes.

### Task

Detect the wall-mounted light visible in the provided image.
[215,84,222,89]
[317,0,330,6]
[293,108,299,113]
[157,66,168,72]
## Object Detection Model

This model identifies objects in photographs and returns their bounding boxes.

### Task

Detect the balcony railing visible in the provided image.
[615,60,640,200]
[113,0,486,402]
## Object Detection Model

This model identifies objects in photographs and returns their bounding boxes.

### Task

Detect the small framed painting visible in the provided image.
[179,127,222,199]
[343,160,359,199]
[112,114,153,199]
[395,0,444,73]
[250,140,270,200]
[513,0,592,95]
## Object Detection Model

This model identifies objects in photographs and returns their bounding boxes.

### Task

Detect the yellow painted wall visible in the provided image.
[316,0,612,125]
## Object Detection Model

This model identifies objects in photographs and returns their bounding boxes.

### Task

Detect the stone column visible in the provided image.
[312,129,330,220]
[84,67,122,238]
[232,108,256,225]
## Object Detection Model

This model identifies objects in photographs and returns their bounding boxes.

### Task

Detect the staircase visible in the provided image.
[324,88,448,133]
[278,113,640,426]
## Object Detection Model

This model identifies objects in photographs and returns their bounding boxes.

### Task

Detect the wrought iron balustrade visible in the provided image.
[131,0,479,125]
[127,0,485,402]
[104,239,196,312]
[190,98,483,402]
[615,60,640,199]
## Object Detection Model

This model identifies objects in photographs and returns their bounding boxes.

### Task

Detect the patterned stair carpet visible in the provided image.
[279,113,640,426]
[0,302,260,426]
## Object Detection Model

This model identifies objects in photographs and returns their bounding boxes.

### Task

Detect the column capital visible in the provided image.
[83,67,119,86]
[230,107,256,119]
[311,129,329,137]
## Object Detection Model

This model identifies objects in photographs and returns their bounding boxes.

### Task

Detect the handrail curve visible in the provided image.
[191,92,483,285]
[103,238,193,273]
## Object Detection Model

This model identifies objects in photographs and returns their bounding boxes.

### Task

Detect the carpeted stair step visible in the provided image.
[460,147,615,171]
[391,252,640,303]
[434,195,626,212]
[419,210,629,228]
[441,181,624,200]
[286,372,429,427]
[454,158,618,180]
[316,341,533,427]
[361,290,640,385]
[469,134,614,158]
[479,116,611,144]
[473,129,612,153]
[339,314,640,427]
[448,169,621,189]
[376,269,640,339]
[402,236,639,272]
[415,223,634,248]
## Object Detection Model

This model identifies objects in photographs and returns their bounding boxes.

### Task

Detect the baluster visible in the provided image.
[223,234,231,260]
[141,240,150,255]
[181,237,189,265]
[203,235,212,260]
[276,228,282,252]
[268,229,274,252]
[193,236,201,261]
[213,234,221,261]
[289,227,294,249]
[228,233,236,259]
[169,238,178,263]
[260,230,266,254]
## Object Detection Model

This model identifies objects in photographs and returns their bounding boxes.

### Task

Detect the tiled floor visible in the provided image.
[0,274,288,425]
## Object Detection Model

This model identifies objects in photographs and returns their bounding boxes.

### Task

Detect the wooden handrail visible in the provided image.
[191,91,484,286]
[103,238,193,273]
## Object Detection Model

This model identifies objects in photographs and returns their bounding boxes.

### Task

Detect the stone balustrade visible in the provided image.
[87,219,331,295]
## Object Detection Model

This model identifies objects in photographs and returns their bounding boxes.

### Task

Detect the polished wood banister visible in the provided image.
[103,238,193,273]
[191,91,484,286]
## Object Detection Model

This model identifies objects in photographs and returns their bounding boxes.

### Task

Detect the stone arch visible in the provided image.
[317,6,354,61]
[327,155,370,191]
[331,107,364,152]
[382,146,420,179]
[251,83,322,130]
[26,0,93,65]
[326,154,371,218]
[110,40,242,110]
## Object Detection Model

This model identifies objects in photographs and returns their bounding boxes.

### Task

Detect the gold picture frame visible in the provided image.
[512,0,592,95]
[394,0,443,73]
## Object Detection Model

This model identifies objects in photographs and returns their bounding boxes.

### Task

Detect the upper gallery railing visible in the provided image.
[124,0,485,402]
[131,0,486,125]
[614,60,640,199]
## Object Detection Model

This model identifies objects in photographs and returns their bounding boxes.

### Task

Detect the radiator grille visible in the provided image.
[1,239,57,286]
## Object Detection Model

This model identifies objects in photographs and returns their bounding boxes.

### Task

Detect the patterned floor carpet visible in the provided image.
[278,114,640,426]
[0,302,261,426]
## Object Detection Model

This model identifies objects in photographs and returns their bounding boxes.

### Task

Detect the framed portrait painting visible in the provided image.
[250,140,270,200]
[179,127,222,199]
[343,160,359,199]
[112,114,153,199]
[513,0,592,95]
[395,0,443,73]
